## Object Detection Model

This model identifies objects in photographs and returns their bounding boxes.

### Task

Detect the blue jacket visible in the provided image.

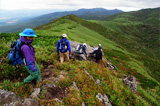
[56,38,71,53]
[20,36,37,72]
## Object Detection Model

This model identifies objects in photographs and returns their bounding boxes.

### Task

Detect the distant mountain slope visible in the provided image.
[90,8,160,83]
[104,7,160,27]
[0,8,123,33]
[103,8,160,53]
[31,8,123,21]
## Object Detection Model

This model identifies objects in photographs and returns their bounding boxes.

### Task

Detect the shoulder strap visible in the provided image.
[61,39,66,45]
[19,40,33,57]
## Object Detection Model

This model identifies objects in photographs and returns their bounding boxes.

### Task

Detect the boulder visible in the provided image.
[0,89,40,106]
[96,93,112,106]
[23,98,40,106]
[30,88,40,99]
[69,41,94,60]
[122,76,137,93]
[0,89,22,105]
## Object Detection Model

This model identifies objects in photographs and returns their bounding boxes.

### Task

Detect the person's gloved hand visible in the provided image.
[69,52,71,55]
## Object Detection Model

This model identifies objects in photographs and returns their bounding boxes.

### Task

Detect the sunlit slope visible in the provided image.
[35,16,129,54]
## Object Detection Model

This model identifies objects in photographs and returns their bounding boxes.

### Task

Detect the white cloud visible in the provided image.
[0,0,160,11]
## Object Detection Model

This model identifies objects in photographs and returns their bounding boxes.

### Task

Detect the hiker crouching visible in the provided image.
[90,44,103,64]
[74,43,88,60]
[56,34,71,63]
[19,29,42,84]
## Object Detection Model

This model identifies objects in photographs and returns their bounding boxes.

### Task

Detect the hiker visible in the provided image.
[19,28,42,84]
[90,44,103,64]
[74,43,88,60]
[98,44,102,51]
[56,34,71,63]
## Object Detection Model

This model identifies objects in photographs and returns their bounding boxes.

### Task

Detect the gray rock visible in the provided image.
[30,88,40,99]
[41,83,57,90]
[69,41,94,60]
[60,71,68,75]
[48,77,59,83]
[58,75,64,79]
[104,102,112,106]
[82,102,85,106]
[54,98,62,103]
[23,98,39,106]
[0,89,40,106]
[122,76,137,93]
[4,101,23,106]
[73,82,80,92]
[96,79,101,85]
[84,69,94,80]
[107,63,116,70]
[47,65,54,69]
[96,93,112,106]
[0,89,22,105]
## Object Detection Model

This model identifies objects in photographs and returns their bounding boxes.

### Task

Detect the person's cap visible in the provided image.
[98,44,101,46]
[19,28,37,37]
[83,43,87,46]
[62,34,67,37]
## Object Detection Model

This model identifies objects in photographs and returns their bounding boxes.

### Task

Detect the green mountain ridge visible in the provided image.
[0,8,160,105]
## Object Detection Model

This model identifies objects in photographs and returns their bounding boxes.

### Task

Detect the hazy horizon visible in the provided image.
[1,0,160,12]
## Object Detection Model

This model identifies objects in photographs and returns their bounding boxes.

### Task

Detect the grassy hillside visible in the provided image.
[90,8,160,82]
[0,9,160,105]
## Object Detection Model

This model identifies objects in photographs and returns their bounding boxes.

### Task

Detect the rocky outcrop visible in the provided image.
[23,98,40,106]
[69,41,93,60]
[70,41,116,71]
[30,88,41,99]
[96,93,112,106]
[0,89,40,106]
[70,41,93,54]
[122,75,137,93]
[0,89,22,105]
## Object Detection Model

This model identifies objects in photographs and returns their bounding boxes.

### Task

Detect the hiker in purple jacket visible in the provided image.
[19,28,42,84]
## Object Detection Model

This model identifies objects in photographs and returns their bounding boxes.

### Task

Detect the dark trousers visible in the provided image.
[96,59,101,64]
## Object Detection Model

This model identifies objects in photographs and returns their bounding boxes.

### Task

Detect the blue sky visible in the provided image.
[0,0,160,11]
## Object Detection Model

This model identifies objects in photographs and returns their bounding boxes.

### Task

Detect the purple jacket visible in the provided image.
[20,36,36,72]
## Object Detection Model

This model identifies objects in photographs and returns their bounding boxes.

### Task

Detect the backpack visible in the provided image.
[95,49,102,60]
[8,39,29,65]
[60,39,68,53]
[75,44,83,54]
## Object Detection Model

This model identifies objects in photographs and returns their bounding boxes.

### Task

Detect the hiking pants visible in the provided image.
[24,61,42,83]
[96,59,101,64]
[60,51,69,63]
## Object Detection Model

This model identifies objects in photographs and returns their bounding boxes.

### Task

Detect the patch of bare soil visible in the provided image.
[42,86,69,100]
